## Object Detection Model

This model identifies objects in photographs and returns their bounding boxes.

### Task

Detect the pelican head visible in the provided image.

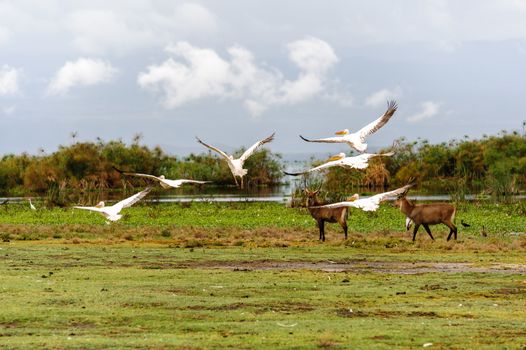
[327,152,346,162]
[335,129,349,136]
[347,193,359,201]
[95,201,105,208]
[159,175,166,179]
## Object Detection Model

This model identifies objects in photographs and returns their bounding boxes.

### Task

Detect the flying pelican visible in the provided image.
[300,100,398,153]
[313,184,413,212]
[196,132,275,188]
[28,198,36,210]
[73,187,152,222]
[283,152,394,176]
[113,167,210,189]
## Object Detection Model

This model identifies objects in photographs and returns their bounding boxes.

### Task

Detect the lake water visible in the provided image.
[2,184,525,204]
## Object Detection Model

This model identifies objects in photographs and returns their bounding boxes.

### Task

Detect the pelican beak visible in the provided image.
[327,153,345,162]
[335,129,349,136]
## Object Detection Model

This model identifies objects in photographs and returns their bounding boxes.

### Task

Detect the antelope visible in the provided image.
[303,187,349,242]
[393,189,458,241]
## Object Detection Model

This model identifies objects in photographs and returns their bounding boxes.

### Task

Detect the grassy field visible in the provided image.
[0,201,525,349]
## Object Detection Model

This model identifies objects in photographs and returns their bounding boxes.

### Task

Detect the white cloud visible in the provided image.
[65,2,217,55]
[0,65,20,96]
[47,58,117,95]
[365,87,403,107]
[138,37,343,116]
[407,101,441,123]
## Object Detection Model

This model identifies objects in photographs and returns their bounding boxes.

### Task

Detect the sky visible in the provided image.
[1,0,526,157]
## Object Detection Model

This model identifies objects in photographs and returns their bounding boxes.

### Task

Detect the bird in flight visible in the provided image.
[113,167,210,189]
[312,184,414,212]
[73,187,152,222]
[196,132,275,189]
[283,152,394,176]
[300,100,398,153]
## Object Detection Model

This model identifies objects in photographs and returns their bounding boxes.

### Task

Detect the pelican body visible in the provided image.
[284,152,394,176]
[73,187,151,222]
[314,184,414,212]
[196,132,275,188]
[113,167,210,189]
[300,100,397,153]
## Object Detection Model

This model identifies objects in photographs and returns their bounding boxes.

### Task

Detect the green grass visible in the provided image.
[0,202,525,348]
[0,201,525,231]
[1,244,525,349]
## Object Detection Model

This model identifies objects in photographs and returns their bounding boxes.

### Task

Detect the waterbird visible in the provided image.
[73,187,152,222]
[113,167,210,189]
[28,198,36,210]
[196,132,275,189]
[283,152,394,176]
[313,184,414,212]
[300,100,397,153]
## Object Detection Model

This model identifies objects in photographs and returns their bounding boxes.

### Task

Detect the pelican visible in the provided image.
[113,167,210,189]
[196,132,275,188]
[300,100,397,153]
[313,184,414,212]
[283,152,394,176]
[28,198,36,210]
[73,187,152,222]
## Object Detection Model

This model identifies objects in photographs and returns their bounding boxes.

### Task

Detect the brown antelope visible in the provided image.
[303,188,349,242]
[393,190,458,241]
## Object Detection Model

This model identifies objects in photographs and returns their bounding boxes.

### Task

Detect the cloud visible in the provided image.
[365,87,403,107]
[65,2,217,55]
[138,37,343,116]
[407,101,441,123]
[0,65,20,96]
[47,58,117,95]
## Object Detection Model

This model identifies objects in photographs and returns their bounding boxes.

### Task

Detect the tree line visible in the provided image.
[1,130,525,196]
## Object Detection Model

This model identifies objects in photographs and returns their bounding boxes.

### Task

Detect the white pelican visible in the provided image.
[196,132,275,188]
[300,100,398,153]
[28,198,36,210]
[284,152,394,176]
[73,187,152,222]
[113,167,210,189]
[313,184,414,212]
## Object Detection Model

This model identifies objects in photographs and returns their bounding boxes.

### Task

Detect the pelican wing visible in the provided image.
[196,137,231,160]
[164,179,211,188]
[299,135,345,144]
[369,184,413,204]
[357,100,397,142]
[176,179,211,185]
[115,186,152,210]
[317,199,378,211]
[314,201,360,209]
[239,132,275,162]
[73,206,104,213]
[283,160,339,176]
[121,172,161,182]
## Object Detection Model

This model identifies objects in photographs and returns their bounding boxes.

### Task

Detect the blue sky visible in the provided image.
[0,0,525,156]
